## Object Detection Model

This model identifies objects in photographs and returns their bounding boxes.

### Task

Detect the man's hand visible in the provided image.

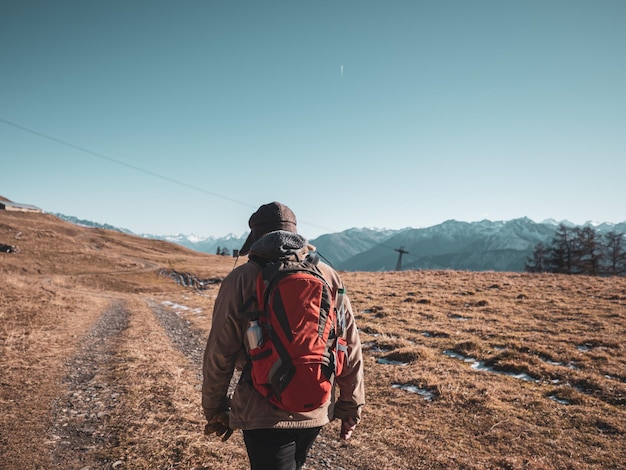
[340,416,357,440]
[204,411,233,442]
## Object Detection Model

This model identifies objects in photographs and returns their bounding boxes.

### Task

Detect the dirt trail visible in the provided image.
[3,213,365,468]
[47,300,130,469]
[147,299,353,470]
[5,282,359,469]
[39,296,251,469]
[148,301,205,371]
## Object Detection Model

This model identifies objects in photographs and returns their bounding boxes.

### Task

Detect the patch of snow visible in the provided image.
[377,358,408,366]
[548,395,570,405]
[161,301,202,315]
[392,384,435,400]
[443,350,539,382]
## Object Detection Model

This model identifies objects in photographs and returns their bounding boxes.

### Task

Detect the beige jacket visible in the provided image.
[202,234,365,430]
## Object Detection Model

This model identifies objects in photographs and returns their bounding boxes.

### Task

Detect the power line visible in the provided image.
[3,116,412,263]
[3,116,413,269]
[0,116,255,209]
[0,116,336,234]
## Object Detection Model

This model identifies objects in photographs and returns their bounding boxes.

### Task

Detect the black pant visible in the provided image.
[243,426,322,470]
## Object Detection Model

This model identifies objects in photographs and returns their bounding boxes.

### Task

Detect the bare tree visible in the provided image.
[572,226,602,275]
[603,231,626,276]
[525,242,548,273]
[547,224,574,274]
[528,226,624,277]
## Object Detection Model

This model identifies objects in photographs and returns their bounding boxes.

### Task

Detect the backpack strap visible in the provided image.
[238,296,262,320]
[238,257,266,320]
[248,254,271,268]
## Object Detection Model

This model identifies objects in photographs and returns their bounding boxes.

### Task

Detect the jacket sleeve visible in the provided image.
[202,267,250,421]
[317,263,366,423]
[332,291,365,423]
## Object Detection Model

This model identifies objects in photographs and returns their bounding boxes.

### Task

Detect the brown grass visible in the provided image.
[1,211,624,469]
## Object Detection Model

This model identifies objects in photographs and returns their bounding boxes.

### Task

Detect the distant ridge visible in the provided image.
[326,218,626,272]
[52,214,135,234]
[52,212,626,273]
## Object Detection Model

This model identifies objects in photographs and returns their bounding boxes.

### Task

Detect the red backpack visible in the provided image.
[245,256,348,413]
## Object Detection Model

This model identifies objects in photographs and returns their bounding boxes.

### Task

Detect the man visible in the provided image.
[202,201,365,470]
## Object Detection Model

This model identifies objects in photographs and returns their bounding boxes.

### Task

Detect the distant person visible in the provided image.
[202,201,365,470]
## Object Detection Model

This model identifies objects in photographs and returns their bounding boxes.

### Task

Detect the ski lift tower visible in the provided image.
[394,246,409,271]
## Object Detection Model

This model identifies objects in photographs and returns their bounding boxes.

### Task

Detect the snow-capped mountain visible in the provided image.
[52,213,247,255]
[54,213,625,273]
[308,227,408,266]
[146,232,247,255]
[315,218,626,272]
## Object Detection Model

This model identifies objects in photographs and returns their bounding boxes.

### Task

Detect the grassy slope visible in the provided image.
[1,211,624,469]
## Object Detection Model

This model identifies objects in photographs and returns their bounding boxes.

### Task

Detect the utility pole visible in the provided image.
[394,246,409,271]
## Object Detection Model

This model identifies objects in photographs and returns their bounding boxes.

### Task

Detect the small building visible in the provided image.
[0,200,43,213]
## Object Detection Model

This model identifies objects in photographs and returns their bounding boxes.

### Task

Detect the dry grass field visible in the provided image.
[1,211,624,469]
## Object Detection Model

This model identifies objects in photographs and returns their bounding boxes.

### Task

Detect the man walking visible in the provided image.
[202,201,365,470]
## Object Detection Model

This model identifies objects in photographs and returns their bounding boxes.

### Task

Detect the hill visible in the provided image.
[52,211,626,273]
[317,218,626,272]
[1,210,625,469]
[335,218,557,272]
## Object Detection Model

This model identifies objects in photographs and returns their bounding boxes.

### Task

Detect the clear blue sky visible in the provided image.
[2,1,625,239]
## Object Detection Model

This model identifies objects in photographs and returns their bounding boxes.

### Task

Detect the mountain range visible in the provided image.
[53,213,626,273]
